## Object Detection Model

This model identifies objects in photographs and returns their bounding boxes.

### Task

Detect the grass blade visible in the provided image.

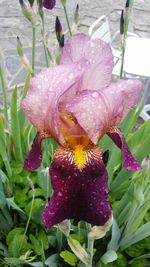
[0,64,8,127]
[10,85,23,162]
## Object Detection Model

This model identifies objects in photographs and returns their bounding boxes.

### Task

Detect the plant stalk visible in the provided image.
[87,224,94,267]
[63,5,72,36]
[32,24,36,76]
[0,64,8,127]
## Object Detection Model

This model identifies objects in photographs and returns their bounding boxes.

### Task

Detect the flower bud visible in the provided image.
[60,0,66,7]
[28,0,35,6]
[59,219,71,236]
[17,37,33,74]
[74,4,79,25]
[88,215,113,240]
[120,10,124,35]
[71,4,79,34]
[102,150,109,166]
[37,0,44,19]
[142,155,150,170]
[43,0,56,9]
[125,0,130,8]
[67,236,89,265]
[19,0,36,25]
[55,16,64,48]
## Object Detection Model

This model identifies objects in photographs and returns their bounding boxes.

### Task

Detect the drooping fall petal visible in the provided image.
[63,79,143,144]
[61,33,114,90]
[22,60,87,145]
[24,133,42,171]
[107,129,142,171]
[42,148,112,228]
[43,0,56,9]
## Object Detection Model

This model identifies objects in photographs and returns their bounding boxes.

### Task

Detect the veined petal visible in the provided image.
[22,60,87,145]
[64,79,143,144]
[24,133,42,171]
[107,128,142,171]
[61,33,114,90]
[42,147,112,228]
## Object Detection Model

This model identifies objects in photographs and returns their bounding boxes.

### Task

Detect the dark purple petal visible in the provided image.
[107,129,143,171]
[43,0,56,9]
[42,148,112,228]
[24,133,42,171]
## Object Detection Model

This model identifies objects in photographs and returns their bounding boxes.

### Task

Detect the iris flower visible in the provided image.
[43,0,56,9]
[22,33,143,228]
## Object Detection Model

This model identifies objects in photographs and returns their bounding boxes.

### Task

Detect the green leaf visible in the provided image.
[101,250,118,264]
[0,191,7,208]
[67,236,89,265]
[38,169,52,199]
[28,262,44,267]
[128,253,150,264]
[0,242,7,256]
[25,198,44,216]
[21,72,31,100]
[8,234,29,257]
[0,64,8,125]
[38,230,49,250]
[6,228,24,245]
[6,198,25,213]
[30,234,42,256]
[45,253,59,266]
[60,250,78,266]
[107,219,121,251]
[120,222,150,250]
[120,106,143,136]
[4,257,24,265]
[0,117,11,176]
[0,169,8,183]
[10,85,23,162]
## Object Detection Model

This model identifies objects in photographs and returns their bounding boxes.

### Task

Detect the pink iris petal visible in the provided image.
[42,148,112,228]
[107,129,143,171]
[22,60,87,145]
[65,79,143,144]
[43,0,56,9]
[24,133,42,171]
[61,33,114,90]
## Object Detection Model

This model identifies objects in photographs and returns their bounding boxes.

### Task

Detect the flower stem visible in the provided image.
[32,24,36,76]
[0,64,8,127]
[41,16,49,67]
[119,39,125,79]
[20,177,35,252]
[63,5,72,36]
[120,0,134,79]
[87,224,94,267]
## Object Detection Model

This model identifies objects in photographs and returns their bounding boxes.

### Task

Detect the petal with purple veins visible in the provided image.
[61,33,114,90]
[42,148,112,228]
[64,79,143,144]
[107,128,143,171]
[22,60,87,145]
[24,133,43,171]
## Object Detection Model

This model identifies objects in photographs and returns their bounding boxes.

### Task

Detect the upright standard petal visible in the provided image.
[107,129,142,171]
[24,133,42,171]
[42,147,112,228]
[61,33,114,90]
[64,79,143,144]
[22,60,87,145]
[43,0,56,9]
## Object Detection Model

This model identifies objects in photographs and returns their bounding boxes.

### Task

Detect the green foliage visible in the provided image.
[60,250,78,266]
